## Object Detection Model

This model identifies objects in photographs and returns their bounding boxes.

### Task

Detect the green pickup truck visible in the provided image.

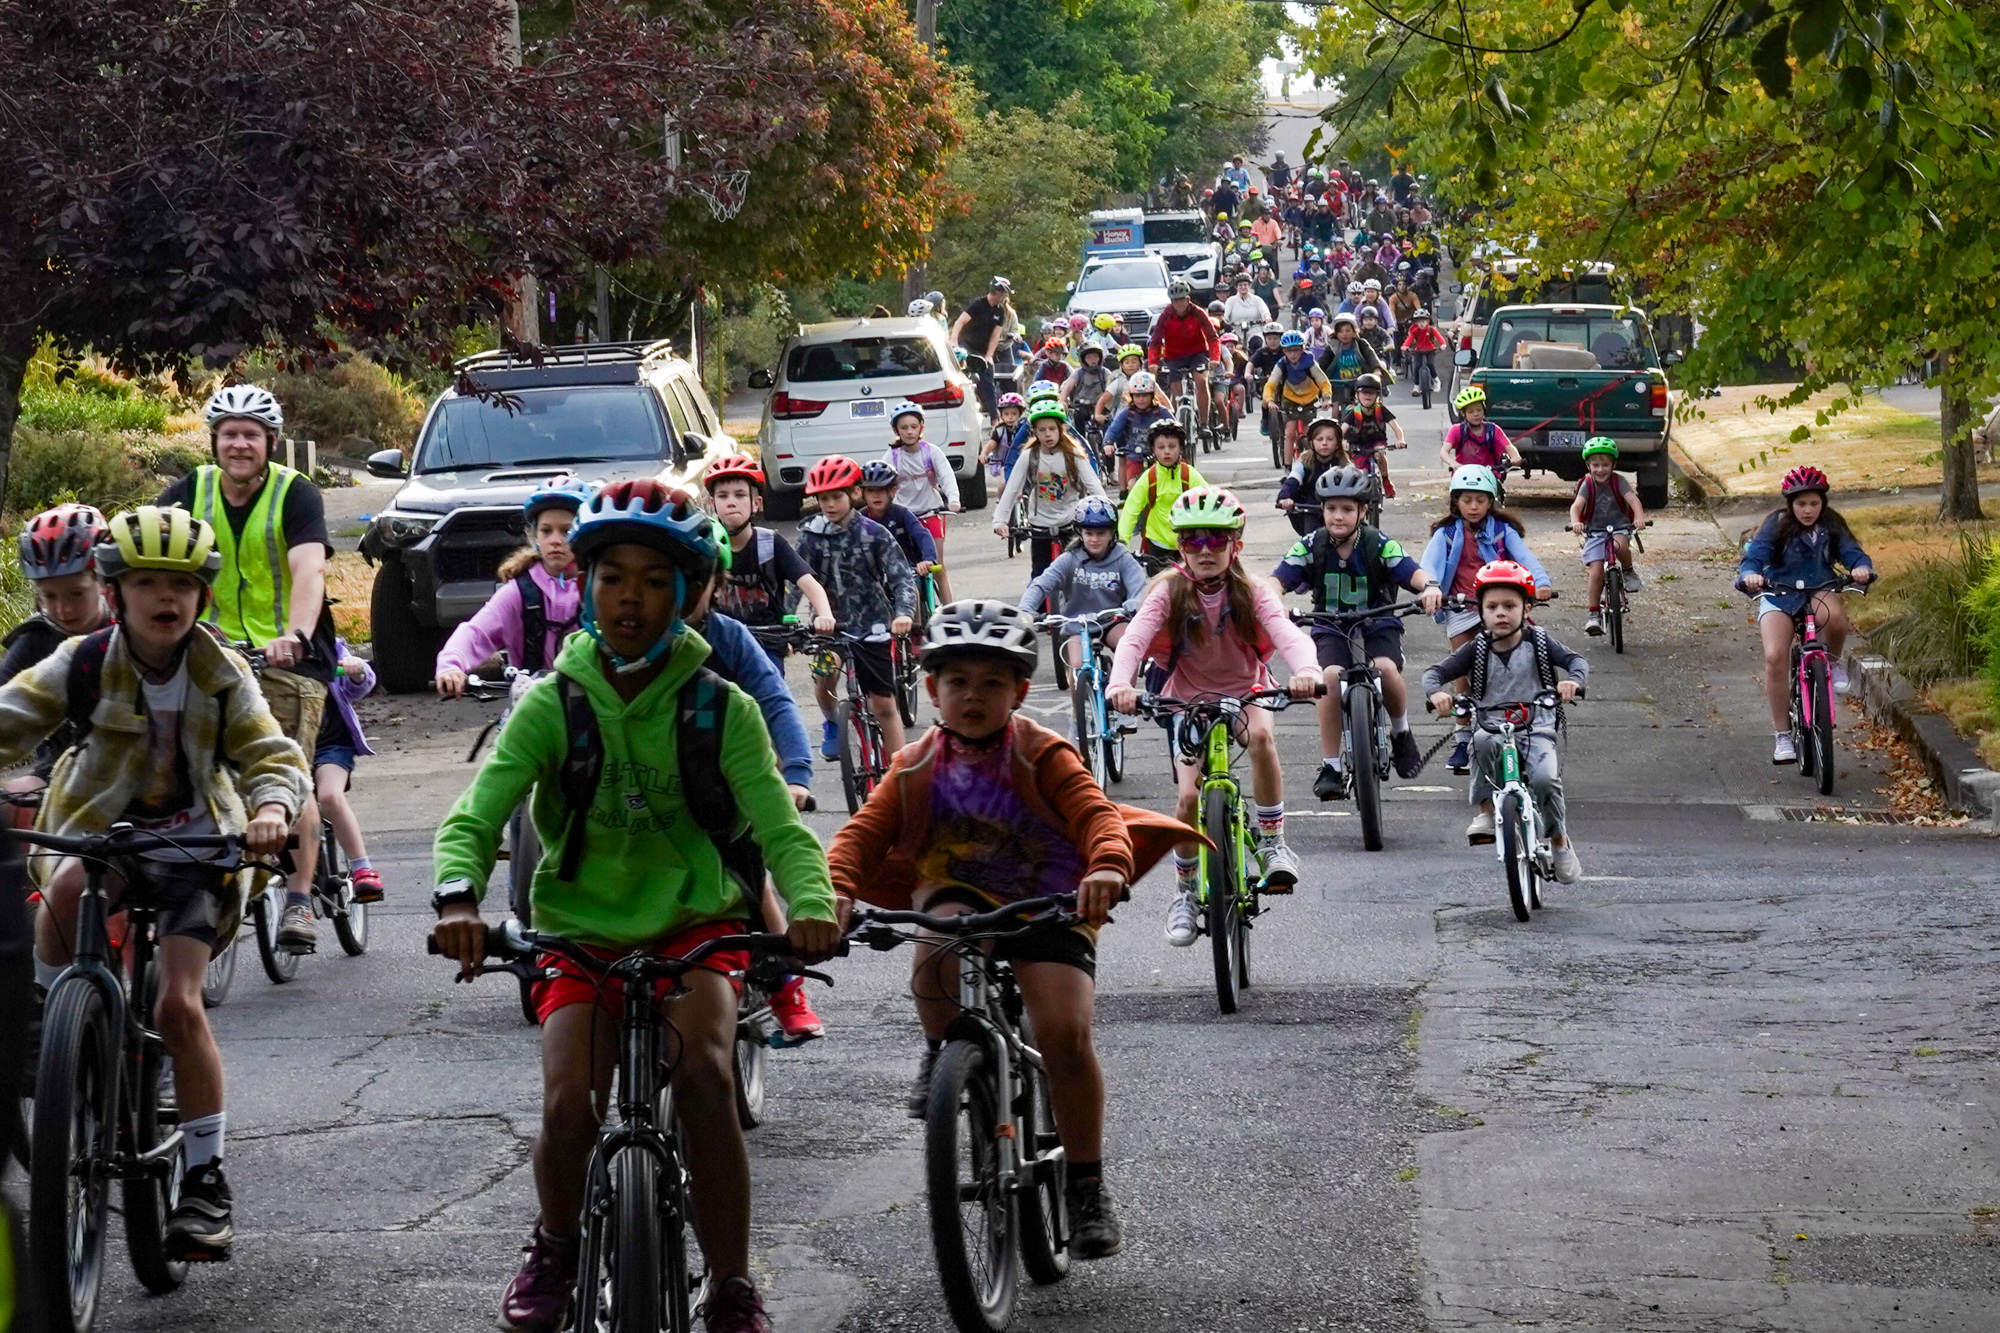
[1453,303,1676,508]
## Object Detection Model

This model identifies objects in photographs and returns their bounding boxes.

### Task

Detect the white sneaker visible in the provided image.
[1831,663,1851,695]
[1551,842,1582,884]
[1466,811,1496,844]
[1256,839,1301,891]
[1584,611,1604,637]
[1164,890,1199,947]
[1772,733,1797,765]
[1621,569,1642,592]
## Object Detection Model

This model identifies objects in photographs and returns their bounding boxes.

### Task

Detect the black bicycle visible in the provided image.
[755,625,888,814]
[848,896,1082,1332]
[18,824,289,1333]
[434,922,822,1332]
[461,665,550,1025]
[1290,602,1430,850]
[1568,520,1650,655]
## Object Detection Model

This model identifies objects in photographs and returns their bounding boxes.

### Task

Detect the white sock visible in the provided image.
[1255,803,1285,840]
[34,956,61,990]
[1390,713,1410,734]
[1322,754,1341,768]
[183,1112,226,1169]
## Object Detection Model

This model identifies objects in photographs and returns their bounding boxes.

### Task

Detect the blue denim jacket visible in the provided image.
[1736,511,1871,614]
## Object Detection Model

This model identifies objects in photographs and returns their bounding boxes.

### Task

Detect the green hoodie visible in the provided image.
[433,627,834,947]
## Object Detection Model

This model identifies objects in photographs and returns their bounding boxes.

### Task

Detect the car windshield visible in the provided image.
[417,386,668,472]
[1489,314,1655,370]
[1144,218,1207,245]
[785,337,941,383]
[1078,263,1164,293]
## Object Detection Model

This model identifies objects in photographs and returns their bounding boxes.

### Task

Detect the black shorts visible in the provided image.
[924,889,1098,980]
[845,637,897,699]
[122,857,228,949]
[1314,623,1404,672]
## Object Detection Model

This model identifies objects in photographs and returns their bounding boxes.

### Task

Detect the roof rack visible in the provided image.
[454,339,681,374]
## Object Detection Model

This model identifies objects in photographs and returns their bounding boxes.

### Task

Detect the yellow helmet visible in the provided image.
[95,506,222,584]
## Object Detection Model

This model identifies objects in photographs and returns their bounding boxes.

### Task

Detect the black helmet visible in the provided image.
[1315,465,1375,501]
[859,460,898,489]
[1355,373,1383,392]
[1207,300,1226,316]
[919,599,1039,677]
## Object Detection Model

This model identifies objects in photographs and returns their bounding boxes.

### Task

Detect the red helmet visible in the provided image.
[1298,279,1313,290]
[18,503,107,580]
[805,456,864,496]
[1472,560,1538,602]
[1780,465,1830,498]
[703,453,765,491]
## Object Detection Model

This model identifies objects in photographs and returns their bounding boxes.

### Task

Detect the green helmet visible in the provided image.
[1026,380,1061,402]
[1580,436,1618,461]
[1454,384,1487,411]
[1167,485,1248,532]
[1026,400,1069,425]
[1115,343,1145,362]
[709,517,733,572]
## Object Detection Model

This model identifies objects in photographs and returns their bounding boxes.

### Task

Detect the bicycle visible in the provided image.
[1745,577,1868,797]
[1205,368,1236,445]
[1035,611,1130,790]
[17,825,289,1332]
[1005,494,1028,560]
[461,665,552,1023]
[811,631,891,814]
[1274,396,1324,468]
[1446,690,1580,922]
[846,895,1084,1332]
[1569,520,1651,655]
[1289,603,1428,851]
[1133,689,1319,1014]
[1164,375,1209,455]
[1408,348,1438,410]
[433,921,821,1332]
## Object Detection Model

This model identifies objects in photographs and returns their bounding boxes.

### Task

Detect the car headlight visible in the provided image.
[375,512,437,547]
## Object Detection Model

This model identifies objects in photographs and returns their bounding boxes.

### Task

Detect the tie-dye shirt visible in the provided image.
[916,731,1086,903]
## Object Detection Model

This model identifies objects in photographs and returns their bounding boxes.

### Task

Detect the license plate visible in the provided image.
[1546,430,1588,450]
[849,400,886,419]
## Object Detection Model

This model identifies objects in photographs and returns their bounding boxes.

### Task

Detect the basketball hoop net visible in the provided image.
[696,170,751,222]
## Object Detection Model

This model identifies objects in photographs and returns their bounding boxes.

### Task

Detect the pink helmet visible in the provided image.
[1780,465,1829,498]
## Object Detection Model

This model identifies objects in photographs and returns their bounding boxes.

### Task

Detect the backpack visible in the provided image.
[64,627,234,773]
[1301,526,1393,613]
[515,573,580,674]
[550,667,767,923]
[1467,625,1566,733]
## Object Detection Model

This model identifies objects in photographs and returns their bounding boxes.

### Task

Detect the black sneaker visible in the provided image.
[166,1162,235,1261]
[1447,738,1470,774]
[905,1047,941,1120]
[1065,1175,1123,1260]
[1390,730,1424,779]
[1313,761,1349,802]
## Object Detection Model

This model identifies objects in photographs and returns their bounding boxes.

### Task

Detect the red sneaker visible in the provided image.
[498,1225,577,1333]
[350,867,385,904]
[768,977,825,1045]
[1382,479,1397,499]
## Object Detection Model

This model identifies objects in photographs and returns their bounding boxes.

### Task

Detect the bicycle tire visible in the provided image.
[1792,650,1815,780]
[1072,679,1106,788]
[1500,793,1532,922]
[1270,419,1285,469]
[201,931,238,1009]
[925,1041,1018,1333]
[837,699,865,815]
[1608,588,1625,655]
[734,988,770,1130]
[1349,686,1385,852]
[1809,657,1837,796]
[895,640,920,730]
[1421,374,1433,412]
[509,807,542,1024]
[615,1147,665,1332]
[251,879,298,983]
[124,1029,187,1293]
[29,979,114,1332]
[1015,1046,1070,1286]
[654,1086,706,1330]
[326,820,368,957]
[1202,785,1243,1014]
[1103,697,1126,784]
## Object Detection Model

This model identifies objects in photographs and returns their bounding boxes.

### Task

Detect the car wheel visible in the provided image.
[959,464,988,511]
[369,558,439,694]
[1637,454,1671,510]
[764,487,803,521]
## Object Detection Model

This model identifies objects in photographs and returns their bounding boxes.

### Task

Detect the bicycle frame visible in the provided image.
[1794,608,1832,733]
[1194,718,1253,920]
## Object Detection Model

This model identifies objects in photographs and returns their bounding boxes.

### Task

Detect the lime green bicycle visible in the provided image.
[1137,688,1319,1014]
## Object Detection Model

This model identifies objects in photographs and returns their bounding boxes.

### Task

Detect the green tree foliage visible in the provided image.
[1301,0,1997,518]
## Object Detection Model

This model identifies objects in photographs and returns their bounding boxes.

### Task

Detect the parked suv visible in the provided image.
[360,340,731,692]
[749,316,988,518]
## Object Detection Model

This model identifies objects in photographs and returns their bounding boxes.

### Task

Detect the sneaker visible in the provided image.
[164,1163,234,1262]
[1381,479,1396,499]
[1772,733,1797,765]
[1552,842,1583,884]
[1065,1175,1124,1260]
[1831,663,1851,695]
[1313,760,1349,802]
[1621,568,1642,593]
[1466,810,1496,845]
[277,901,317,954]
[1447,738,1470,774]
[350,867,385,904]
[1390,730,1423,779]
[906,1047,941,1120]
[497,1224,579,1333]
[1584,611,1604,637]
[819,720,840,761]
[698,1276,773,1333]
[1255,839,1301,891]
[1164,890,1200,947]
[768,977,825,1045]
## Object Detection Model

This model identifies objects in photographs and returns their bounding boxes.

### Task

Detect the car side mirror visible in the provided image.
[682,434,709,459]
[366,448,408,479]
[1066,282,1077,294]
[1454,349,1475,368]
[1662,349,1685,366]
[1448,282,1463,295]
[747,368,773,390]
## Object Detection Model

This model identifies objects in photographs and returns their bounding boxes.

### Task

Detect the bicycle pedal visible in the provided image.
[765,1031,822,1050]
[279,941,318,956]
[1467,832,1496,846]
[1257,879,1294,896]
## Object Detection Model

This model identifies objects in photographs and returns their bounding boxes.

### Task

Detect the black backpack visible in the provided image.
[515,573,579,674]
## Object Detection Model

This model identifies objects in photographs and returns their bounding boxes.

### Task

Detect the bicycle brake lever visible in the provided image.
[793,968,835,988]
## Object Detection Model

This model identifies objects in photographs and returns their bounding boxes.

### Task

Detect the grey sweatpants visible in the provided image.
[1470,730,1566,837]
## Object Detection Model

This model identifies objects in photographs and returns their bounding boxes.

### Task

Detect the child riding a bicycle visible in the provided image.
[798,456,916,761]
[435,481,587,698]
[1108,487,1322,943]
[1439,385,1521,474]
[827,600,1189,1262]
[1736,466,1873,765]
[994,400,1110,576]
[1261,331,1332,462]
[2,504,114,821]
[1274,467,1442,800]
[1018,497,1147,675]
[1103,372,1173,490]
[3,506,308,1263]
[1274,417,1347,537]
[1422,561,1589,884]
[314,637,385,902]
[1566,438,1647,638]
[860,461,941,617]
[884,402,962,602]
[1341,374,1404,499]
[430,480,840,1333]
[1116,421,1207,567]
[703,454,837,661]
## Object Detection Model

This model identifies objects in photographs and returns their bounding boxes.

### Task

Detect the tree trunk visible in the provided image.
[1937,351,1985,521]
[0,316,35,513]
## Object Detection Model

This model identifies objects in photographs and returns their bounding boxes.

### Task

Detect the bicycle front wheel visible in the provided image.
[1349,687,1385,852]
[201,930,238,1009]
[895,641,920,730]
[29,979,115,1333]
[1202,785,1243,1014]
[1072,679,1106,788]
[1500,793,1532,923]
[326,820,369,956]
[925,1041,1018,1333]
[123,1028,187,1292]
[837,699,865,815]
[575,1147,664,1333]
[1808,656,1837,796]
[251,878,299,984]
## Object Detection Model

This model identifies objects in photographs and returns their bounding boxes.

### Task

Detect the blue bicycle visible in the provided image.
[1037,610,1129,788]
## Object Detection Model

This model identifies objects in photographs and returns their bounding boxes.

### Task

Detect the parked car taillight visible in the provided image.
[907,383,965,409]
[771,391,828,420]
[1650,382,1669,415]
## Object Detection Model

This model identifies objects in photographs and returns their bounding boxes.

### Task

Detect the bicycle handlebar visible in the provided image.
[1737,577,1869,597]
[427,922,812,984]
[1136,686,1325,719]
[1289,601,1430,626]
[7,825,298,872]
[847,894,1082,945]
[1565,520,1653,533]
[1035,610,1128,635]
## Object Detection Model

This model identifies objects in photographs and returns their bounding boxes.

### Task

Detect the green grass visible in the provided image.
[20,383,170,434]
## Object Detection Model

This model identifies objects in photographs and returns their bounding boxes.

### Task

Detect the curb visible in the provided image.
[1842,648,2000,820]
[1666,439,1728,506]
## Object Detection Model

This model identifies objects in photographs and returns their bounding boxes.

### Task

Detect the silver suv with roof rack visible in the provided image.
[359,339,730,692]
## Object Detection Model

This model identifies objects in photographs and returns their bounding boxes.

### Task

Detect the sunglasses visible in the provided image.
[1177,532,1236,553]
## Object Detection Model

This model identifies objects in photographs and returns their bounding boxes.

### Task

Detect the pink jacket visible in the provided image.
[1110,575,1318,700]
[435,562,581,676]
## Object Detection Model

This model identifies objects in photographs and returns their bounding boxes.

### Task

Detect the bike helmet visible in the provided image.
[804,456,864,495]
[1207,300,1227,316]
[1279,331,1306,349]
[1041,337,1066,355]
[1079,342,1104,361]
[202,384,283,436]
[890,401,926,427]
[1115,343,1145,362]
[996,391,1027,411]
[1093,313,1116,331]
[1238,222,1255,234]
[1412,308,1432,321]
[1346,282,1364,296]
[1781,465,1830,497]
[19,503,108,580]
[702,453,766,491]
[1304,415,1342,441]
[1219,331,1239,345]
[1026,400,1069,426]
[906,298,933,318]
[1331,312,1359,330]
[1263,321,1284,336]
[1148,419,1188,446]
[523,477,589,524]
[1026,380,1062,402]
[1355,373,1383,393]
[927,289,945,307]
[1315,465,1375,502]
[1168,486,1248,533]
[570,480,721,670]
[1126,372,1158,396]
[1473,560,1537,602]
[1449,464,1500,497]
[1075,497,1118,530]
[1454,384,1487,410]
[1168,279,1194,299]
[1579,437,1619,461]
[919,599,1039,678]
[1309,308,1327,321]
[95,506,222,584]
[858,460,898,489]
[1364,278,1383,291]
[989,276,1012,292]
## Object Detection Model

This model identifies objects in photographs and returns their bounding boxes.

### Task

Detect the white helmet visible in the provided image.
[907,298,934,318]
[1127,371,1158,395]
[202,384,284,436]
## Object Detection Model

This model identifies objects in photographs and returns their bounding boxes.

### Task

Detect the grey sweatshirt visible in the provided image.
[1422,628,1589,737]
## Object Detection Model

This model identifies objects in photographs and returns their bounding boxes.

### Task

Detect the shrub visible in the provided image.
[259,355,425,455]
[1864,534,2000,687]
[19,382,169,434]
[3,425,157,518]
[1968,561,2000,706]
[127,429,210,481]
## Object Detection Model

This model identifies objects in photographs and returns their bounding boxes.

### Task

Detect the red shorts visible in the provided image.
[532,919,750,1024]
[919,513,947,544]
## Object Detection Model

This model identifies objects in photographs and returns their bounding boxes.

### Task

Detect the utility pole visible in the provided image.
[901,0,939,307]
[595,267,612,344]
[499,0,540,347]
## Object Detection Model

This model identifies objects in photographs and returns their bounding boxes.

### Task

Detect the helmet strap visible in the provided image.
[579,568,684,675]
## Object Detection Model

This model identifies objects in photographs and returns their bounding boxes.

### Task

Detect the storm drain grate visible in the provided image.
[1777,807,1922,825]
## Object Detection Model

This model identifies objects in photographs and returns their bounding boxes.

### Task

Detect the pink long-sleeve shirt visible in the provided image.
[435,562,581,676]
[1110,575,1318,699]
